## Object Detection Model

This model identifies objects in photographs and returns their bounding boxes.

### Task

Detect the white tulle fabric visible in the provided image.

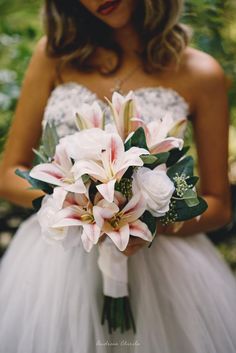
[1,83,236,353]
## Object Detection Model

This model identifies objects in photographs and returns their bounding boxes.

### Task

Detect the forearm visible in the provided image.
[158,195,232,237]
[0,166,45,208]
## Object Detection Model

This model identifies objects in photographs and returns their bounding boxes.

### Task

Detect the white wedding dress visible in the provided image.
[1,83,236,353]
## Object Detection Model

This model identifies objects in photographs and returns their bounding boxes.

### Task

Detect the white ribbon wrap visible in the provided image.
[98,237,129,298]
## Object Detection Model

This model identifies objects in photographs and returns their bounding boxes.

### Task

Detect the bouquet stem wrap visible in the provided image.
[98,237,136,333]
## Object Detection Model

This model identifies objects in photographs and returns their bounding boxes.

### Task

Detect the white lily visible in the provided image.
[93,192,153,251]
[72,132,149,202]
[75,101,105,130]
[30,144,86,194]
[52,192,103,252]
[105,91,142,140]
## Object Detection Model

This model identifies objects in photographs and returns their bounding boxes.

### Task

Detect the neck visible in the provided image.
[113,24,142,60]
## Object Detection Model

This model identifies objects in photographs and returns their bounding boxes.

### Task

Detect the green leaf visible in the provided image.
[174,197,208,221]
[167,156,194,180]
[140,155,158,164]
[32,148,48,163]
[15,169,53,194]
[186,176,199,187]
[124,127,148,150]
[140,210,157,235]
[148,152,170,169]
[166,146,190,167]
[82,174,90,184]
[32,195,44,211]
[182,189,200,207]
[42,121,59,159]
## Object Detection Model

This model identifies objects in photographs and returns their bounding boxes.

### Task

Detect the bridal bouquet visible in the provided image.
[16,91,207,334]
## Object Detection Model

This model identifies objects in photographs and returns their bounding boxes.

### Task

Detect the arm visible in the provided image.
[0,37,57,208]
[123,52,232,256]
[160,52,231,237]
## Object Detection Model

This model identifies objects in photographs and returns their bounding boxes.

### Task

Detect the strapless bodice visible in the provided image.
[42,82,190,138]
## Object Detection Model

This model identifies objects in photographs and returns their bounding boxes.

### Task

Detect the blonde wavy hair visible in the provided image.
[43,0,189,74]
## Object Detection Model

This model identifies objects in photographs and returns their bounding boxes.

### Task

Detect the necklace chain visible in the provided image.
[110,64,141,94]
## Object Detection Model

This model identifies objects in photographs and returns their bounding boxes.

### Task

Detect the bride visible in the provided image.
[1,0,236,352]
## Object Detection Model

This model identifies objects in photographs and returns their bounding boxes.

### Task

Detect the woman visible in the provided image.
[0,0,236,352]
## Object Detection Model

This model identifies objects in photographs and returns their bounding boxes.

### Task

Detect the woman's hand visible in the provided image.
[121,236,149,257]
[98,234,149,256]
[156,221,185,236]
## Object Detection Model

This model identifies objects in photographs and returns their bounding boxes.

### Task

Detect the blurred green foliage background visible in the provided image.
[0,0,236,264]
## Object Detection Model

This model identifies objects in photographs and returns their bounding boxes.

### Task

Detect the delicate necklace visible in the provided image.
[110,64,141,95]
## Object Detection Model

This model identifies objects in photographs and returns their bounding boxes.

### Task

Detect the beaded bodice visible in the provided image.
[42,82,189,138]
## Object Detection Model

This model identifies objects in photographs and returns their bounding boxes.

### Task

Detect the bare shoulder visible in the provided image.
[181,47,227,92]
[32,36,55,65]
[24,36,58,87]
[178,47,228,114]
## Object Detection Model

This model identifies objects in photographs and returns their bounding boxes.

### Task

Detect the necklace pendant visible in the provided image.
[110,79,123,95]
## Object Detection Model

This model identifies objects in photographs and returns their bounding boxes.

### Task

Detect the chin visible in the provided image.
[94,0,137,30]
[103,14,134,29]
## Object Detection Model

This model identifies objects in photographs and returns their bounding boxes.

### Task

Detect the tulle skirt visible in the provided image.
[1,213,236,353]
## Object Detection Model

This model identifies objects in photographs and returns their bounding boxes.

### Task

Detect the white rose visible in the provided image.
[132,165,175,217]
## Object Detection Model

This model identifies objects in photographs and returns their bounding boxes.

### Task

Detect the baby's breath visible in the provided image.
[116,178,133,199]
[173,173,193,197]
[160,200,178,225]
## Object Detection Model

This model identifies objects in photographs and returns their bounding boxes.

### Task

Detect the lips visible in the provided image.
[97,0,121,15]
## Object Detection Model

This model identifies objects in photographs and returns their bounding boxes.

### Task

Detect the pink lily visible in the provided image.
[93,193,153,251]
[72,132,149,202]
[131,112,186,153]
[75,101,105,130]
[105,91,142,140]
[30,144,86,194]
[52,192,103,252]
[37,187,82,250]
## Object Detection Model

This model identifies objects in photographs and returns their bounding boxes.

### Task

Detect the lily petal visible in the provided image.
[75,102,104,130]
[121,193,146,223]
[93,200,119,229]
[106,223,130,251]
[60,128,108,161]
[30,163,65,186]
[52,206,84,228]
[150,137,184,154]
[72,160,107,182]
[96,179,116,203]
[129,219,153,242]
[63,178,86,194]
[169,118,187,138]
[81,230,94,252]
[115,147,148,180]
[54,144,73,171]
[83,223,101,244]
[52,187,68,209]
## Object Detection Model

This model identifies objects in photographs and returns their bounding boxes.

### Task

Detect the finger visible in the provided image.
[122,244,144,257]
[98,234,107,244]
[128,238,149,247]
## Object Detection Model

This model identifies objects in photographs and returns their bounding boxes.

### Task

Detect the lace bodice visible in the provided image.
[42,82,189,138]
